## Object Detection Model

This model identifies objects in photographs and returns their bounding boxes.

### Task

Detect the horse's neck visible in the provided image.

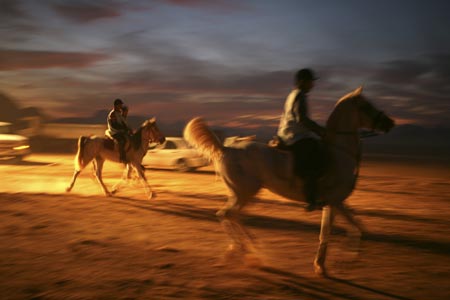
[131,128,149,156]
[325,113,359,159]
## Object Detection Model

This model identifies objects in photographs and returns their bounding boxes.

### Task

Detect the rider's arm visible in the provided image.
[108,111,126,131]
[297,96,326,137]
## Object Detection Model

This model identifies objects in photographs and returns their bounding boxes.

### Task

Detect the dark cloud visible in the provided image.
[162,0,244,11]
[112,69,292,99]
[54,91,281,125]
[107,31,295,96]
[0,0,39,43]
[370,53,450,95]
[0,0,27,18]
[372,59,429,85]
[51,1,122,22]
[0,49,110,70]
[365,53,450,126]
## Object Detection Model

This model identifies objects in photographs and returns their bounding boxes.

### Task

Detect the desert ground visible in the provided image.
[0,153,449,300]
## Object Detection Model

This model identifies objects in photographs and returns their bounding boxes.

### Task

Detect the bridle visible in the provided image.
[142,121,163,148]
[327,97,386,188]
[331,97,386,137]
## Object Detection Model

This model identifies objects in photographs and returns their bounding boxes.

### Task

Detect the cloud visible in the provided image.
[51,1,122,22]
[162,0,244,11]
[0,0,39,43]
[0,0,27,19]
[111,69,292,100]
[0,49,110,70]
[106,31,294,97]
[365,53,450,126]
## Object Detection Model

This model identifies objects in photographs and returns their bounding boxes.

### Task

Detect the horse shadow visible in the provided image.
[109,193,450,256]
[152,188,449,227]
[255,266,414,300]
[0,159,52,166]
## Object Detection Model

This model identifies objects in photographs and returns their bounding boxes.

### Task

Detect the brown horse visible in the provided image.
[183,87,395,276]
[66,118,165,199]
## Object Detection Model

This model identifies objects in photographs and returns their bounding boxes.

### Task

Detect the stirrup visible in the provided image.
[120,155,129,164]
[305,202,316,212]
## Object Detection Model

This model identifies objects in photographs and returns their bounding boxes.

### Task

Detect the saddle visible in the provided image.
[103,137,116,150]
[268,136,330,179]
[103,135,131,151]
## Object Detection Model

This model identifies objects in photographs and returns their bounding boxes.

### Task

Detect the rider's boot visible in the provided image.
[119,144,128,164]
[304,177,318,212]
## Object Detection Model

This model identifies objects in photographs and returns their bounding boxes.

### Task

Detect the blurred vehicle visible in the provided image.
[223,135,257,147]
[0,122,31,162]
[142,137,209,172]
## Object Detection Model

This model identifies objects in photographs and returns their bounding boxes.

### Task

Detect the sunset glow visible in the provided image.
[1,0,449,128]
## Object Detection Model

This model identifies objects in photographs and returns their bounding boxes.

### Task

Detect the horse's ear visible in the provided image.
[354,86,363,96]
[149,117,156,123]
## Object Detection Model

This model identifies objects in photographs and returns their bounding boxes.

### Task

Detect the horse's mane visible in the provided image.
[326,86,363,128]
[131,119,154,150]
[132,125,143,150]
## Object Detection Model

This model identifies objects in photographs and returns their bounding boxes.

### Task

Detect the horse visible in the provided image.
[66,117,166,199]
[183,87,395,276]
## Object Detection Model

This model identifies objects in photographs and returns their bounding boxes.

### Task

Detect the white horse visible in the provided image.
[183,87,395,276]
[66,118,166,199]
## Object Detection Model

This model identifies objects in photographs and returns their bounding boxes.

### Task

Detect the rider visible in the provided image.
[106,99,132,164]
[122,105,129,120]
[277,68,326,211]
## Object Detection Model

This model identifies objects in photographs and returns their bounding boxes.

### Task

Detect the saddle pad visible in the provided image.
[267,147,294,180]
[103,138,115,151]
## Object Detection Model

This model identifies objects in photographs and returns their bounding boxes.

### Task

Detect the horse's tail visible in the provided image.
[183,117,224,163]
[75,136,88,170]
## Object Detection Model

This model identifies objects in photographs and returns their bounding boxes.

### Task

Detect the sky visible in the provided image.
[1,0,450,129]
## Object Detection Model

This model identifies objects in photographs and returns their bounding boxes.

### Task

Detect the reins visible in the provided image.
[325,97,384,190]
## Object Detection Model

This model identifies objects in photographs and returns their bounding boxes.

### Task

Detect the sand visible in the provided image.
[0,154,449,300]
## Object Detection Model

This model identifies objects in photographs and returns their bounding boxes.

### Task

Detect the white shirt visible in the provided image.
[106,109,128,137]
[277,89,320,145]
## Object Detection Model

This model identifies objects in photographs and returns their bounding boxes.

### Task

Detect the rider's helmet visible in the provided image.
[295,68,319,82]
[114,98,124,106]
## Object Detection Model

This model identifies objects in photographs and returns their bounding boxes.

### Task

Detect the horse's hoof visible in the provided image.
[147,192,154,200]
[65,187,71,192]
[314,261,328,277]
[244,253,264,268]
[111,189,117,195]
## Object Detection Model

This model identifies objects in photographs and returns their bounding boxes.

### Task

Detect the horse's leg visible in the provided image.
[111,164,131,194]
[66,170,81,192]
[335,203,366,252]
[126,163,133,179]
[336,203,366,235]
[314,205,335,277]
[94,157,111,196]
[66,158,86,192]
[66,151,85,192]
[131,161,153,199]
[67,138,97,192]
[217,189,260,266]
[217,197,248,252]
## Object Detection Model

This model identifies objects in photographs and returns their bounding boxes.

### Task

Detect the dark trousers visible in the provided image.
[287,138,324,204]
[112,133,127,162]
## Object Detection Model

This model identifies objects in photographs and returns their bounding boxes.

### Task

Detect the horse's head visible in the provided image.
[352,87,395,133]
[329,87,395,134]
[141,117,166,144]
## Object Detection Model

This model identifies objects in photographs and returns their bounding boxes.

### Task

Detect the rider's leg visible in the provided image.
[291,138,320,211]
[114,134,128,163]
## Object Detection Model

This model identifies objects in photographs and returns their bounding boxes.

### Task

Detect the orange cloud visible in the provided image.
[0,49,110,71]
[52,2,121,22]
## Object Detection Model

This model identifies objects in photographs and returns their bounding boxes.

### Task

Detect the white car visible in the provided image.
[142,137,209,172]
[0,122,31,162]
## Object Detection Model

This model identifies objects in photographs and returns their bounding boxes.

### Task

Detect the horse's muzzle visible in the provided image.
[381,116,395,133]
